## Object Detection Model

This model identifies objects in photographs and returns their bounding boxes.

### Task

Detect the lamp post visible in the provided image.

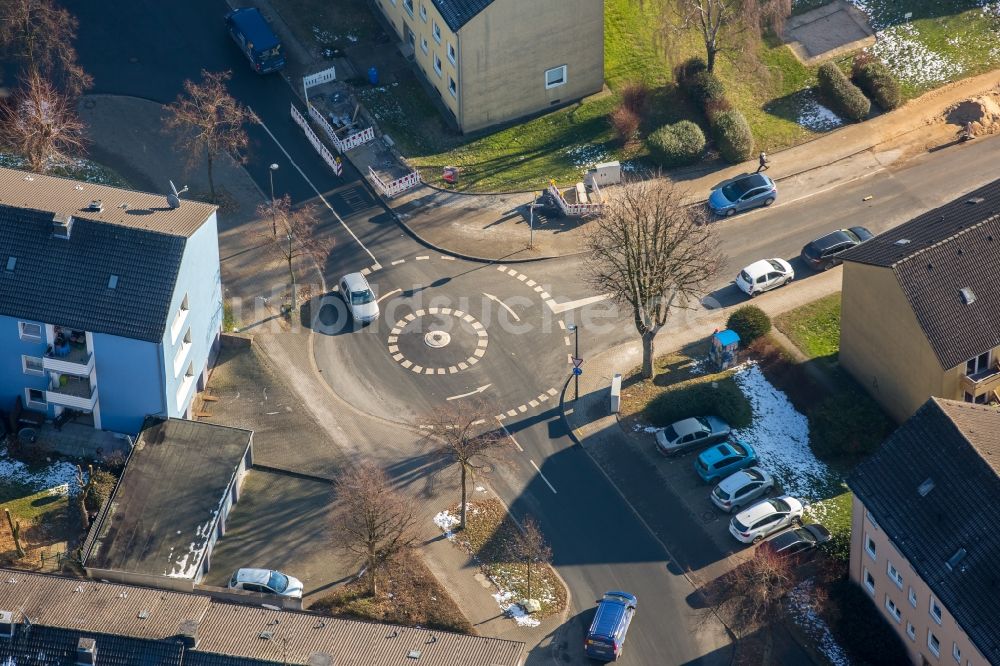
[268,163,280,236]
[528,192,538,250]
[567,323,579,401]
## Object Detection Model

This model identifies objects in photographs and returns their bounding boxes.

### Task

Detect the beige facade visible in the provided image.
[840,261,1000,423]
[373,0,604,133]
[849,496,988,666]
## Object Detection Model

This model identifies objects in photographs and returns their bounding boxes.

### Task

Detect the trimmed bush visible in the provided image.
[674,56,707,88]
[646,374,753,429]
[828,578,911,666]
[85,469,118,513]
[610,104,640,144]
[727,305,771,344]
[809,390,892,458]
[712,109,755,164]
[646,121,706,167]
[852,58,902,111]
[685,70,727,110]
[817,61,870,122]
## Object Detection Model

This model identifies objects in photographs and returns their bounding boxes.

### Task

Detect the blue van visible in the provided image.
[225,8,286,74]
[584,591,637,661]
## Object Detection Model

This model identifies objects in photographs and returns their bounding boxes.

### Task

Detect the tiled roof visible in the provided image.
[839,181,1000,369]
[848,398,1000,663]
[0,166,216,238]
[85,418,253,579]
[0,625,186,665]
[430,0,497,31]
[0,204,186,342]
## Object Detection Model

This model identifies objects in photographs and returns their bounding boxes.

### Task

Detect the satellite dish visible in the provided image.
[166,180,189,209]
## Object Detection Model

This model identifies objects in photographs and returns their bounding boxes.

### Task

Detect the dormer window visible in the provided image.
[107,274,118,289]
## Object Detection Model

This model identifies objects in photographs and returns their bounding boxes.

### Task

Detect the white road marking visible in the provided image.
[392,353,404,361]
[448,366,458,374]
[497,265,508,272]
[529,399,539,408]
[437,368,445,375]
[517,274,528,282]
[360,267,371,276]
[547,293,612,314]
[507,269,518,277]
[387,336,398,343]
[453,310,465,318]
[558,320,566,330]
[496,418,524,452]
[530,460,557,494]
[401,360,412,368]
[458,362,469,370]
[526,279,537,287]
[518,405,527,413]
[388,345,399,353]
[546,388,558,396]
[483,292,521,322]
[472,418,486,425]
[425,368,435,375]
[441,255,456,260]
[474,348,486,358]
[446,384,493,401]
[534,285,544,293]
[377,287,402,304]
[253,112,379,266]
[391,259,406,266]
[538,393,549,402]
[411,364,423,373]
[506,409,517,417]
[496,413,507,420]
[564,336,571,346]
[416,255,430,261]
[540,291,550,299]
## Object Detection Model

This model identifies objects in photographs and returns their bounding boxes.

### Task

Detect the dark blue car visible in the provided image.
[585,591,637,661]
[226,8,286,74]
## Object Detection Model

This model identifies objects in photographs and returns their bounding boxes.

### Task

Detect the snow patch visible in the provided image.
[493,589,541,627]
[788,579,851,666]
[433,509,460,539]
[564,144,610,169]
[796,97,844,132]
[0,450,81,496]
[866,22,962,87]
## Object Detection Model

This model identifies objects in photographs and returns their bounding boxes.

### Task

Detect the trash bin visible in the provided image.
[368,66,379,86]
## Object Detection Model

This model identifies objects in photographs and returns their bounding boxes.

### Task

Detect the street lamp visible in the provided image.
[567,323,579,401]
[268,163,280,236]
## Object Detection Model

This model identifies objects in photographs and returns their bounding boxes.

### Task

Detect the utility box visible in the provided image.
[610,373,622,413]
[586,161,622,187]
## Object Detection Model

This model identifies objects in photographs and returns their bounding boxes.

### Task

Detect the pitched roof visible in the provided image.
[0,204,187,342]
[848,398,1000,663]
[430,0,497,31]
[0,625,186,666]
[839,180,1000,369]
[85,418,253,580]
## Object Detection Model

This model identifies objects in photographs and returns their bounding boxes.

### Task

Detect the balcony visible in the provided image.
[47,376,98,411]
[960,365,1000,402]
[43,344,94,376]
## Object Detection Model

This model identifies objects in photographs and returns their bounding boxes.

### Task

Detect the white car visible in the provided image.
[339,272,379,324]
[710,466,775,513]
[735,259,794,297]
[729,496,803,544]
[228,568,304,598]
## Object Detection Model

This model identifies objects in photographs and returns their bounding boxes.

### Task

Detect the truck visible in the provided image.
[225,8,286,74]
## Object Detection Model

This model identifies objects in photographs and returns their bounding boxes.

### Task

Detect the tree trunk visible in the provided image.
[641,330,656,379]
[369,550,378,596]
[206,153,216,201]
[287,237,297,314]
[706,46,717,73]
[459,464,468,530]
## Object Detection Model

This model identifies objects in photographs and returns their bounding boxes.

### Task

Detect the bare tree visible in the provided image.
[513,515,552,605]
[704,546,795,637]
[164,69,251,202]
[255,195,326,314]
[332,462,417,597]
[669,0,791,73]
[423,403,507,531]
[0,0,92,96]
[0,71,86,173]
[584,178,724,379]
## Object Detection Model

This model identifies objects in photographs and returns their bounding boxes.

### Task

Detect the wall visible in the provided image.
[90,334,163,434]
[850,496,988,666]
[0,315,51,416]
[840,262,946,423]
[83,567,194,593]
[458,0,604,132]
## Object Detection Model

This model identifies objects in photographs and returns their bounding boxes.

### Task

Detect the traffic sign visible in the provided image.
[572,357,584,368]
[572,367,583,376]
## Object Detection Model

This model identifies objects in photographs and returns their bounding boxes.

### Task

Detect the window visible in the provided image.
[420,36,428,54]
[433,53,442,77]
[21,355,44,376]
[966,351,990,376]
[18,321,42,341]
[432,20,441,44]
[171,294,190,344]
[930,596,943,624]
[865,533,877,560]
[25,388,46,409]
[863,568,875,595]
[928,631,941,657]
[884,596,901,622]
[866,509,880,530]
[887,561,903,588]
[448,77,457,98]
[403,0,413,16]
[909,587,918,608]
[906,623,916,640]
[544,65,567,89]
[447,41,456,64]
[419,3,427,21]
[173,329,193,377]
[953,643,961,662]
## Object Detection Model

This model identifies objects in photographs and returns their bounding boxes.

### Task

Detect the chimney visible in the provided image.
[0,610,13,639]
[178,619,199,649]
[53,214,74,239]
[307,653,335,666]
[76,637,97,665]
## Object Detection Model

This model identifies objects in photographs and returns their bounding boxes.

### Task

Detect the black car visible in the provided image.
[759,523,831,558]
[801,226,874,271]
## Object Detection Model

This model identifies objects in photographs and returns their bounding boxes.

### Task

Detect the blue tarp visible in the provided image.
[713,329,740,347]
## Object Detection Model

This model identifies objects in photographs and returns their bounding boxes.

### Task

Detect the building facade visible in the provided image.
[373,0,604,133]
[0,168,222,435]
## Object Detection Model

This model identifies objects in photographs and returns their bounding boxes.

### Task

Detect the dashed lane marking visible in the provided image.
[389,310,489,375]
[416,255,430,261]
[441,255,456,261]
[496,418,524,452]
[391,259,406,266]
[531,460,557,494]
[564,336,571,346]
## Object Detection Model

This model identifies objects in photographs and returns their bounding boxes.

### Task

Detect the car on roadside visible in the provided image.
[735,258,794,297]
[694,440,757,484]
[800,226,874,271]
[228,568,303,598]
[339,272,379,324]
[710,466,776,512]
[584,591,637,661]
[708,173,777,217]
[655,416,731,456]
[759,523,832,559]
[729,496,804,544]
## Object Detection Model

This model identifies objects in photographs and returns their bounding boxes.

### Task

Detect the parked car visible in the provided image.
[228,568,303,598]
[729,496,804,544]
[584,591,637,661]
[339,272,379,324]
[694,440,757,483]
[759,523,832,559]
[225,8,286,74]
[710,466,775,512]
[655,416,731,456]
[708,173,777,216]
[735,258,794,297]
[800,226,874,271]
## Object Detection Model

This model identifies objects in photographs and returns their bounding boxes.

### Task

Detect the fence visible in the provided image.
[307,105,374,154]
[291,104,343,176]
[547,183,606,217]
[302,65,336,105]
[369,167,421,197]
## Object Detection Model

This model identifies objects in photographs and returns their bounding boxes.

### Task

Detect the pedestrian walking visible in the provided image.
[756,152,769,173]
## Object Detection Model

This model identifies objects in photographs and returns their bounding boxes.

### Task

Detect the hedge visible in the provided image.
[85,469,118,513]
[727,305,771,344]
[852,59,902,111]
[645,374,753,430]
[647,121,706,167]
[674,56,707,88]
[808,389,892,458]
[817,62,870,122]
[712,109,755,163]
[685,70,727,111]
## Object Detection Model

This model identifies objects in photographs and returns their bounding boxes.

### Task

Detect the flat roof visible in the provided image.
[86,418,253,579]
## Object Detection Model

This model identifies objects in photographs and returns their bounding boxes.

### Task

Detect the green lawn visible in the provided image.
[803,489,853,561]
[774,293,842,360]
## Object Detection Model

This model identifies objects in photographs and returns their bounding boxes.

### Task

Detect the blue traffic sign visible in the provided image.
[572,367,583,376]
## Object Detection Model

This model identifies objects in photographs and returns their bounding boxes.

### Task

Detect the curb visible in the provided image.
[252,463,334,484]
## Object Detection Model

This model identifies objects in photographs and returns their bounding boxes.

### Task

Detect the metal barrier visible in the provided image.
[369,167,421,197]
[291,104,342,176]
[308,105,374,155]
[547,183,606,217]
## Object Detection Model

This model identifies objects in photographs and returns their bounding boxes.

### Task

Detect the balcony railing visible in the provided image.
[960,366,1000,401]
[47,377,98,411]
[43,344,94,376]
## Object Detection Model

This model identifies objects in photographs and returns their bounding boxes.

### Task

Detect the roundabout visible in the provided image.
[388,308,489,374]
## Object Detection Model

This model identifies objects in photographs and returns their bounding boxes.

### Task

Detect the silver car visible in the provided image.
[710,466,775,512]
[655,416,731,456]
[339,272,379,324]
[729,496,804,544]
[228,568,304,598]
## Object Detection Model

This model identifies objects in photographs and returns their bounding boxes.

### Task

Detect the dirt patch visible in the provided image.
[945,91,1000,136]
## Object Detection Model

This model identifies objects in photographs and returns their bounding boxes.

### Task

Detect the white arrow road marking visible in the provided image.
[446,384,492,401]
[377,287,402,304]
[546,293,612,314]
[483,292,520,321]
